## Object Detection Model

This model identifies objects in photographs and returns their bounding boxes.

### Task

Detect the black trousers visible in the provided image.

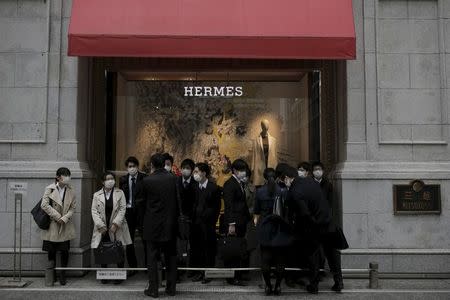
[190,222,217,270]
[125,208,139,267]
[146,239,177,293]
[260,246,285,287]
[48,250,69,267]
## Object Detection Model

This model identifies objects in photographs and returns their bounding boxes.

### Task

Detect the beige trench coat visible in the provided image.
[40,183,77,242]
[91,188,132,248]
[251,134,278,186]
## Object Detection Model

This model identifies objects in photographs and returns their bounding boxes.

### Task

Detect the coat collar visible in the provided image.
[48,182,73,208]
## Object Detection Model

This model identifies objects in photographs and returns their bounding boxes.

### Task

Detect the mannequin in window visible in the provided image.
[251,119,278,186]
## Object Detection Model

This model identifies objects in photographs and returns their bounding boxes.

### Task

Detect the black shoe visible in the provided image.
[264,285,273,296]
[191,273,203,282]
[229,279,246,286]
[165,289,176,296]
[201,278,212,284]
[144,289,158,298]
[128,270,137,277]
[59,271,67,286]
[101,279,109,284]
[306,284,319,294]
[273,285,281,296]
[331,280,344,292]
[113,280,123,285]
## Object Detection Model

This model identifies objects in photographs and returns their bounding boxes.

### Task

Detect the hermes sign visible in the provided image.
[184,86,243,97]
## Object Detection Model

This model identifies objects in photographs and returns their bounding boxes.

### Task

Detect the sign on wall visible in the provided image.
[393,180,441,215]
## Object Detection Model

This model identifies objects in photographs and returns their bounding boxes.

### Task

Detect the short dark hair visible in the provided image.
[297,161,312,172]
[101,171,115,181]
[125,156,139,167]
[275,163,291,179]
[151,153,166,169]
[162,153,174,164]
[56,167,71,177]
[195,162,211,177]
[283,166,298,179]
[231,159,248,172]
[312,161,324,169]
[181,159,195,170]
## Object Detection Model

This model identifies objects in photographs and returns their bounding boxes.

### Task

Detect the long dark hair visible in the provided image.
[263,168,277,197]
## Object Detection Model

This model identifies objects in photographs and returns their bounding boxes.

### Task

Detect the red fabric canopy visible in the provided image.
[68,0,356,59]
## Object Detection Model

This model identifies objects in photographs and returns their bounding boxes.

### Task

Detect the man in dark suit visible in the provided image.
[311,161,343,292]
[190,162,221,283]
[119,156,147,276]
[283,166,331,294]
[222,159,251,286]
[140,153,179,298]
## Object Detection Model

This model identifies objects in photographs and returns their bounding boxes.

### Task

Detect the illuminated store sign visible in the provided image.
[184,86,243,97]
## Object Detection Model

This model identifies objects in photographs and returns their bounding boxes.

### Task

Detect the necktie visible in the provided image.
[130,177,136,207]
[184,180,188,189]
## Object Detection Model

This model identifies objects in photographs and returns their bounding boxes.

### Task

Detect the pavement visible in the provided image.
[1,272,450,299]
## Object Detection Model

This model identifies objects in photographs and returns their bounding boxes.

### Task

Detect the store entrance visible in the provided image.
[88,58,340,191]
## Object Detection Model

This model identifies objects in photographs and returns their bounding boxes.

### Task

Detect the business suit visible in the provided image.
[222,175,250,283]
[288,176,332,288]
[190,180,221,271]
[178,176,197,219]
[140,169,179,294]
[251,134,278,186]
[119,171,147,268]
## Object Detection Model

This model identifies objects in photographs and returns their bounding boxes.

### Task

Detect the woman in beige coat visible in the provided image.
[91,171,131,284]
[41,167,76,286]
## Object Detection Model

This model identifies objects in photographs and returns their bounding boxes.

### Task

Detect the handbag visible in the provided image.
[94,234,125,265]
[31,198,51,230]
[217,235,247,263]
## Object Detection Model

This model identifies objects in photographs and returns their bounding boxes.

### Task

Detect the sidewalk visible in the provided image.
[1,272,450,299]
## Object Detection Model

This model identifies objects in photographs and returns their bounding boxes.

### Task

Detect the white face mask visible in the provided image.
[236,171,247,180]
[284,177,293,188]
[298,170,307,178]
[193,173,202,182]
[60,176,71,184]
[128,167,138,176]
[164,165,172,172]
[104,179,115,189]
[313,170,323,179]
[181,168,192,178]
[241,176,249,183]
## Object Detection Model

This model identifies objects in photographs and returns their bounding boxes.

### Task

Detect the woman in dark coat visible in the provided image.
[254,168,291,296]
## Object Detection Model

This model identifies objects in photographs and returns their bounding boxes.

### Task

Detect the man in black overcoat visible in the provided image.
[140,153,179,298]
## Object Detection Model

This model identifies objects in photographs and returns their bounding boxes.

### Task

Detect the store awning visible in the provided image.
[68,0,356,59]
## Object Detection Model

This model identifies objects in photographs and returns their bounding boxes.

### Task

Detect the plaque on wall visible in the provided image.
[393,180,441,215]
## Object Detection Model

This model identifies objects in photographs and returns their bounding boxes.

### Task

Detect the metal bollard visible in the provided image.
[369,262,379,289]
[45,268,55,287]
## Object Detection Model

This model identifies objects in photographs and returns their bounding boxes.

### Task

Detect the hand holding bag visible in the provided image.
[94,233,124,265]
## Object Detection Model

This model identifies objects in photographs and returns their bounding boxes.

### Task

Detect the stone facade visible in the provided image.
[0,0,449,275]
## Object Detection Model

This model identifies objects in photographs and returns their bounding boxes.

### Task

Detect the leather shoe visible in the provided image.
[59,271,67,286]
[306,284,319,294]
[128,270,137,277]
[201,278,212,284]
[144,289,158,298]
[228,279,246,286]
[332,281,344,292]
[191,273,203,282]
[101,279,109,284]
[165,289,176,296]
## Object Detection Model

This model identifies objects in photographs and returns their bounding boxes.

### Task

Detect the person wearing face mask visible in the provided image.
[91,172,132,285]
[311,161,344,292]
[297,161,312,178]
[163,152,181,176]
[283,166,332,294]
[222,159,251,286]
[119,156,148,276]
[189,163,222,283]
[40,167,76,286]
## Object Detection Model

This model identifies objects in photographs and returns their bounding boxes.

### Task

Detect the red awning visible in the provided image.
[68,0,356,59]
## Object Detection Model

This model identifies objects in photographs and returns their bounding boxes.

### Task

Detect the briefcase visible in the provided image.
[94,237,125,265]
[31,198,51,230]
[217,236,247,263]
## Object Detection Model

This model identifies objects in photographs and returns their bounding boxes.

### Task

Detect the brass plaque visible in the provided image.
[393,180,441,215]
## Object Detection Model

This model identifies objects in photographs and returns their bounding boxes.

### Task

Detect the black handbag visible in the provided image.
[31,198,51,230]
[94,235,125,265]
[217,236,247,263]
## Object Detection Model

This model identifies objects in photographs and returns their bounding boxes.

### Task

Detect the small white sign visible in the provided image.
[96,270,127,280]
[9,182,27,194]
[205,269,235,279]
